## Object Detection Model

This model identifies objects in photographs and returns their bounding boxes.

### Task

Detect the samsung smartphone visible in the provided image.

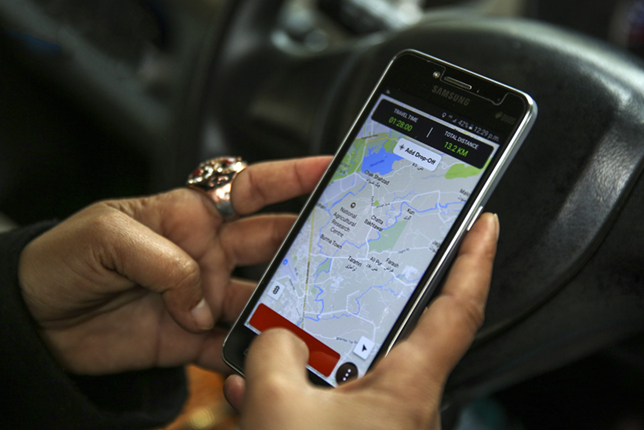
[223,50,537,387]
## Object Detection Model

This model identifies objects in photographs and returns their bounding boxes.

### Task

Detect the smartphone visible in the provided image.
[223,50,537,387]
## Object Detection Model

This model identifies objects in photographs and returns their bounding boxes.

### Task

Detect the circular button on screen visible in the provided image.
[335,362,359,385]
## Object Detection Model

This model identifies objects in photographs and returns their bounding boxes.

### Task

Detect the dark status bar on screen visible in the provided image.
[372,99,494,169]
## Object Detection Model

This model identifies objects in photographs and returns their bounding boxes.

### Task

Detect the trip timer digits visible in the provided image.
[388,116,414,132]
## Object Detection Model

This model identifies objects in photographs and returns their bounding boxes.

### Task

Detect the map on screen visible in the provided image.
[246,94,498,385]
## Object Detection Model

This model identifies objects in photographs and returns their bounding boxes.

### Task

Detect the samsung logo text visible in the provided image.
[432,86,470,106]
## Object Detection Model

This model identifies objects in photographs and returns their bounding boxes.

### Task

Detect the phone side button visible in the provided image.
[466,206,484,232]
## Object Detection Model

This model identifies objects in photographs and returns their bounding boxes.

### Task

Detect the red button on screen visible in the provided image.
[249,304,341,377]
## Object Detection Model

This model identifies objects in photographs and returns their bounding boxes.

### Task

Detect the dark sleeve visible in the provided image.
[0,223,188,430]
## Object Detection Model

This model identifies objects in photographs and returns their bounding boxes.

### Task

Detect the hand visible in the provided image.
[18,156,332,375]
[224,213,499,430]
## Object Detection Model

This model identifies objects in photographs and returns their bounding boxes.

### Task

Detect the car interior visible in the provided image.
[1,0,644,429]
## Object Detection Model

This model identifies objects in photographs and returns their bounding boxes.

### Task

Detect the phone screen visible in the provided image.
[244,90,501,386]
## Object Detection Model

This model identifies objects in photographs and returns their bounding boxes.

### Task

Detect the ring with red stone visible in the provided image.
[186,156,248,221]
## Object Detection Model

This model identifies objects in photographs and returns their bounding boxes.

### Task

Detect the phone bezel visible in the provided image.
[222,50,537,387]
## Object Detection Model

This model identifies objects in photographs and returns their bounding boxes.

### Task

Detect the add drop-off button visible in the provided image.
[393,138,442,172]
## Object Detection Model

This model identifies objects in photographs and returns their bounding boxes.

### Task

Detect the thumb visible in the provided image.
[224,329,311,412]
[244,328,310,404]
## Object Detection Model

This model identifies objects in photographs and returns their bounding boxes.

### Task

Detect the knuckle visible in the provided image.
[270,217,293,248]
[217,226,237,271]
[83,206,126,242]
[293,160,308,190]
[435,290,487,335]
[251,374,296,406]
[245,168,268,209]
[79,207,133,269]
[171,257,201,294]
[449,295,486,332]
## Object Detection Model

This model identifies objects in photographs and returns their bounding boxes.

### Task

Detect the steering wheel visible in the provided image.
[3,0,644,419]
[185,0,644,408]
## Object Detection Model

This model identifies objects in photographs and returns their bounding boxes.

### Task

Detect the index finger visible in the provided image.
[231,156,332,216]
[377,213,499,389]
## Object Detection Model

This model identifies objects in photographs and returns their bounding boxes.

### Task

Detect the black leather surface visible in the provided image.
[357,18,644,336]
[448,162,644,402]
[340,19,644,397]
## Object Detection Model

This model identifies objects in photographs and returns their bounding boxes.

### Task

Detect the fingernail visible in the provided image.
[493,213,500,241]
[190,298,214,331]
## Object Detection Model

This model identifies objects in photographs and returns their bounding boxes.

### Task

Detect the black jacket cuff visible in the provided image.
[0,222,187,429]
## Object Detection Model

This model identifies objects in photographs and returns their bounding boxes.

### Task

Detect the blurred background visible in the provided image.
[2,0,643,226]
[2,1,644,429]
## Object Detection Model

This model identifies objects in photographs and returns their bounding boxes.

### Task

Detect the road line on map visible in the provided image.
[300,210,316,328]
